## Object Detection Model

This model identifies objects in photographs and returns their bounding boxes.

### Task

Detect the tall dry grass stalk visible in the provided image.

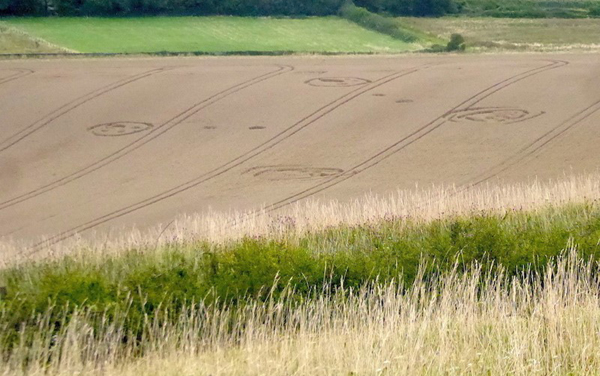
[2,251,600,375]
[1,172,600,268]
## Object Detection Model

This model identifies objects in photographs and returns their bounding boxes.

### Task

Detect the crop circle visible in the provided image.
[306,77,371,88]
[245,166,344,181]
[88,122,153,137]
[445,107,542,124]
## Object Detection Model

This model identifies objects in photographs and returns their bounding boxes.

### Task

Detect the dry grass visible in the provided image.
[2,172,599,269]
[399,17,600,52]
[0,23,71,54]
[2,251,600,375]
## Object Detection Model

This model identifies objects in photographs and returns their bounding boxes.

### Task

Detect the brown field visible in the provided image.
[0,54,599,249]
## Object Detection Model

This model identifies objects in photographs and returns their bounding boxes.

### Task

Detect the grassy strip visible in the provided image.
[1,201,600,349]
[4,252,600,374]
[1,16,419,54]
[456,0,600,18]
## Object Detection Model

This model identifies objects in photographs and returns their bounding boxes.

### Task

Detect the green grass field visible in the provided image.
[3,15,597,55]
[0,16,421,54]
[400,17,600,51]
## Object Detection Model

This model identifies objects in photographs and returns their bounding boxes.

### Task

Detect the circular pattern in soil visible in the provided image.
[88,122,153,137]
[445,107,543,124]
[245,166,344,181]
[306,77,371,88]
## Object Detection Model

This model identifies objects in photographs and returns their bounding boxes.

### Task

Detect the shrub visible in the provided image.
[425,43,446,52]
[354,0,456,16]
[446,33,466,51]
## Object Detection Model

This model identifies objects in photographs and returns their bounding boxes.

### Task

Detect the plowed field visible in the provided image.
[1,54,599,246]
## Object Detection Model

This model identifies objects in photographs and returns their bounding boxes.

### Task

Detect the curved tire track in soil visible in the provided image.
[25,66,425,252]
[258,60,569,214]
[0,68,34,86]
[0,68,168,153]
[401,97,600,211]
[465,98,600,188]
[0,65,293,212]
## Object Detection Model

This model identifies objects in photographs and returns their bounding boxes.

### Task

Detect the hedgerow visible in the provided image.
[339,2,418,42]
[1,201,600,351]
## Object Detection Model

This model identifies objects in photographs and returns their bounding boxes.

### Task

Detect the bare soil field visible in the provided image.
[0,54,599,247]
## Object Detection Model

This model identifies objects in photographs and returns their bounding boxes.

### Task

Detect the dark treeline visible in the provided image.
[0,0,454,17]
[354,0,454,16]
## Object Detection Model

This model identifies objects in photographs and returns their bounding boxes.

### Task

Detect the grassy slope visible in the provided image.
[0,23,64,53]
[2,201,600,337]
[399,17,600,51]
[1,16,419,54]
[5,251,600,375]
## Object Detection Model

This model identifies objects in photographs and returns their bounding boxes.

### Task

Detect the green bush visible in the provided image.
[590,3,600,16]
[354,0,456,16]
[446,33,465,51]
[425,43,446,52]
